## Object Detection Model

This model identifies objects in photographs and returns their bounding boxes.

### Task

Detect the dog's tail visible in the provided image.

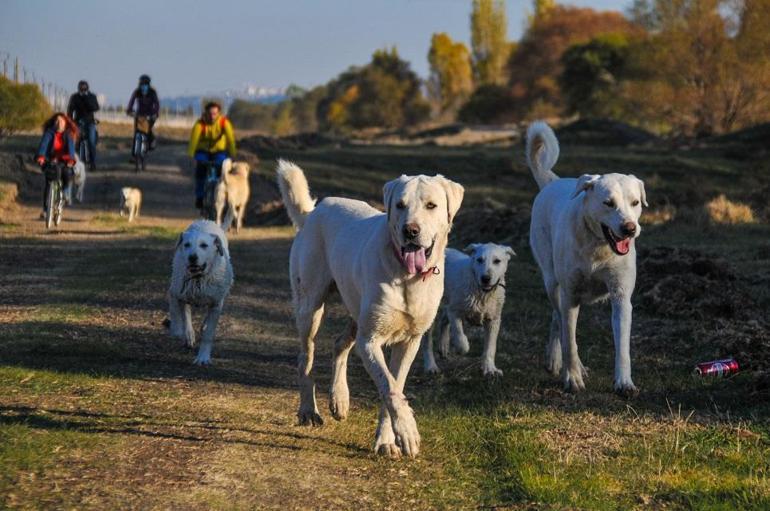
[276,159,316,230]
[526,121,560,190]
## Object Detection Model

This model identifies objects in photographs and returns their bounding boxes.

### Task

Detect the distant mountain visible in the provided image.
[159,85,287,115]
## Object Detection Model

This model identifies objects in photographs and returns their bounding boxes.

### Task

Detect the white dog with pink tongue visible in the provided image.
[276,160,463,459]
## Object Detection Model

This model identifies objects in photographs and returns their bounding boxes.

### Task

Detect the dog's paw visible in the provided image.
[375,443,401,459]
[298,410,324,427]
[482,363,503,378]
[614,377,639,398]
[562,366,586,393]
[452,335,470,355]
[192,355,211,366]
[392,411,421,458]
[424,361,441,375]
[546,353,562,377]
[329,390,350,421]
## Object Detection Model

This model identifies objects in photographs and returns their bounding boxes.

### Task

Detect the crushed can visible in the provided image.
[694,358,739,377]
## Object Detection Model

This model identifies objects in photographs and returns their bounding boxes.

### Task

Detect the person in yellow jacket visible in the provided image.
[187,101,237,209]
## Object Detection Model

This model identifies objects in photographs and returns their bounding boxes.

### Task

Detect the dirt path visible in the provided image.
[0,144,456,510]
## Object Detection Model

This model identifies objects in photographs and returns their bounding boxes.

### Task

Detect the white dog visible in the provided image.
[72,156,86,203]
[168,220,234,365]
[276,159,463,458]
[215,160,250,233]
[120,187,142,222]
[526,121,647,395]
[422,243,515,377]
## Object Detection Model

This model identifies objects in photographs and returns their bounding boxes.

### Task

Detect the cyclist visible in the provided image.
[126,74,160,155]
[67,80,99,170]
[35,113,78,218]
[187,101,236,210]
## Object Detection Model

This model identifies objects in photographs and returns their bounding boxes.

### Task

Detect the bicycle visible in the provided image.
[77,119,98,166]
[131,114,152,172]
[199,160,223,221]
[42,161,68,230]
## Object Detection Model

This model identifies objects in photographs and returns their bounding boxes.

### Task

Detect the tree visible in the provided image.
[272,101,295,136]
[0,77,50,137]
[428,33,474,115]
[458,84,518,124]
[508,5,638,119]
[560,33,631,118]
[470,0,511,85]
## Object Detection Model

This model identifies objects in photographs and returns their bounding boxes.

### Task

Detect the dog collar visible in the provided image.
[390,243,440,281]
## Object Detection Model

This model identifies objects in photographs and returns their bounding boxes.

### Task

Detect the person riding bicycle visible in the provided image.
[67,80,99,170]
[35,113,78,218]
[126,74,160,155]
[187,101,236,210]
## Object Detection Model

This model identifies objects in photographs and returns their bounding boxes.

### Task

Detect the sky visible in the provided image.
[0,0,629,104]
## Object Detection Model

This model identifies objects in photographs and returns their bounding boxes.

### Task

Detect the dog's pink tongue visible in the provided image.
[616,238,631,255]
[402,248,427,275]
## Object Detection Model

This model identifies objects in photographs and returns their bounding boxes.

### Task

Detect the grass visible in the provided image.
[1,138,769,509]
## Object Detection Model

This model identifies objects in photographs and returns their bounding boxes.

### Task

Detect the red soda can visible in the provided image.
[694,358,739,377]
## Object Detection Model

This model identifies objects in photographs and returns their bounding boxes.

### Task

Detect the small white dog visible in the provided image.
[168,220,234,365]
[277,159,463,458]
[120,187,142,222]
[215,160,250,233]
[422,243,515,377]
[71,156,86,203]
[526,121,647,395]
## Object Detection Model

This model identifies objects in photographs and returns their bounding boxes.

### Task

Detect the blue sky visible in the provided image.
[0,0,629,104]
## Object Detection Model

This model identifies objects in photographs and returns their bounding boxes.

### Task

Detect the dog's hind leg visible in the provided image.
[193,302,223,365]
[296,292,327,426]
[329,320,357,420]
[437,311,450,359]
[546,309,562,376]
[421,322,440,374]
[183,303,195,348]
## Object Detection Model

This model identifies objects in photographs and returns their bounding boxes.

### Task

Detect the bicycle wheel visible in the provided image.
[45,181,56,229]
[205,184,217,220]
[54,187,63,226]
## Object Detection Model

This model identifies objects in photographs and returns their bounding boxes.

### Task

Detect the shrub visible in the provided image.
[0,77,51,137]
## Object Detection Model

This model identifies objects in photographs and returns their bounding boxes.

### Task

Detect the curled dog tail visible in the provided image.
[526,121,560,190]
[221,159,233,185]
[276,159,316,230]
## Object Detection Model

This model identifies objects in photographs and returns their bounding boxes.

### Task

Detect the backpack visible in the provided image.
[198,115,228,136]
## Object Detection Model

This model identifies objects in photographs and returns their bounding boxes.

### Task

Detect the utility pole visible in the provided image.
[14,57,19,83]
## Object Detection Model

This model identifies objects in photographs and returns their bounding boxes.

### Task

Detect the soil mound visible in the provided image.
[556,118,660,146]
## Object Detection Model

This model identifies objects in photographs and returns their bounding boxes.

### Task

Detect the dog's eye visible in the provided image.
[493,259,501,265]
[631,200,640,207]
[476,257,484,264]
[396,201,406,210]
[604,199,615,208]
[426,202,437,210]
[183,242,191,248]
[200,243,208,249]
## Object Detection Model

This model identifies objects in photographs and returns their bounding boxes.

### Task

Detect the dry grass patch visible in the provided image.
[705,195,756,224]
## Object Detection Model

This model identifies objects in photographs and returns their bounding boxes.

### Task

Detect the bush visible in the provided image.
[457,84,517,124]
[0,77,51,137]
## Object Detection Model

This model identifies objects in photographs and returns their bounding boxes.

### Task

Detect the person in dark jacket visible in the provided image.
[126,74,160,154]
[67,80,99,170]
[36,113,78,217]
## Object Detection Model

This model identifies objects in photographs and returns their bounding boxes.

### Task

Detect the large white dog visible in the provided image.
[526,121,647,395]
[276,159,463,458]
[215,159,251,234]
[422,243,515,377]
[168,220,234,365]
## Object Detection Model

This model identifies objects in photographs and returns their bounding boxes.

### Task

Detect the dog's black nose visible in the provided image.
[403,223,420,240]
[621,222,637,237]
[481,275,492,285]
[188,254,198,264]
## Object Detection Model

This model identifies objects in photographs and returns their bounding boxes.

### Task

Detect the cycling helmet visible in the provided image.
[139,74,151,85]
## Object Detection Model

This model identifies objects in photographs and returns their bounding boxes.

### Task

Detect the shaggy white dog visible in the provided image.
[71,156,86,203]
[215,159,251,234]
[120,187,142,222]
[276,159,463,458]
[168,220,234,365]
[526,121,647,395]
[422,243,515,377]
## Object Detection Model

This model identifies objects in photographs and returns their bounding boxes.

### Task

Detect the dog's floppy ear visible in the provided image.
[175,233,184,249]
[631,174,648,207]
[436,175,465,223]
[464,243,481,255]
[571,174,600,199]
[383,175,408,220]
[212,234,225,256]
[503,245,517,258]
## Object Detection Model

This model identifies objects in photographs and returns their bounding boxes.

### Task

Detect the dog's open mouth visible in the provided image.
[396,240,435,275]
[187,263,207,277]
[601,224,631,256]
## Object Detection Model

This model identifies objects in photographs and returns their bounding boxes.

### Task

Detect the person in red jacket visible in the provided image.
[36,113,78,217]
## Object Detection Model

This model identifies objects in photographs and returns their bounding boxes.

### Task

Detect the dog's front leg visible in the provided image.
[357,336,421,458]
[168,296,185,339]
[421,323,440,374]
[558,287,586,392]
[193,302,222,365]
[183,303,195,348]
[448,312,469,355]
[611,296,637,396]
[481,318,502,377]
